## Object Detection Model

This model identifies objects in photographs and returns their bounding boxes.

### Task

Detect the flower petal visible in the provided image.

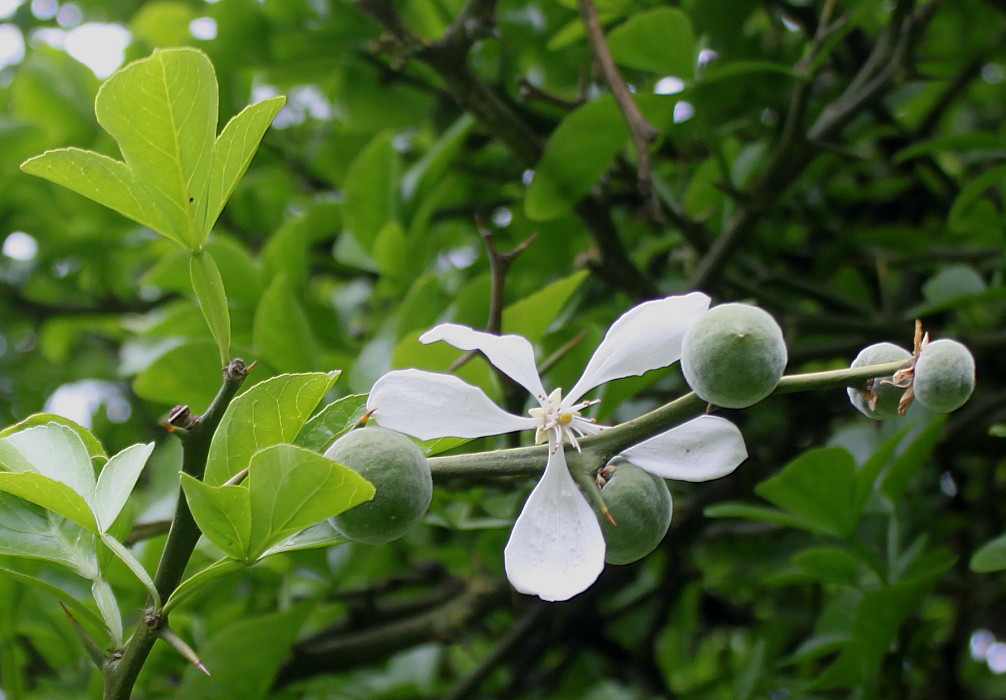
[367,369,535,440]
[420,323,547,401]
[566,292,711,404]
[504,443,605,601]
[619,415,747,481]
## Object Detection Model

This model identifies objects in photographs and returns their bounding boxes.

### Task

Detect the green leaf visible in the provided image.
[100,533,159,606]
[892,131,1006,164]
[0,565,105,639]
[179,474,251,560]
[0,473,98,533]
[20,47,283,249]
[371,220,410,286]
[792,548,861,586]
[755,447,859,539]
[815,581,930,689]
[19,149,183,246]
[95,47,215,248]
[0,493,99,579]
[93,443,154,533]
[525,95,627,221]
[294,394,369,453]
[245,444,374,560]
[91,577,123,647]
[259,520,348,558]
[854,424,911,514]
[253,274,318,374]
[703,502,822,532]
[502,270,588,342]
[419,436,470,457]
[177,603,313,698]
[0,423,96,502]
[342,131,399,251]
[132,340,223,409]
[401,113,476,206]
[163,558,245,614]
[607,8,695,77]
[972,532,1006,573]
[190,250,231,365]
[699,60,799,85]
[0,413,107,462]
[204,372,340,485]
[130,1,197,46]
[878,418,944,505]
[204,96,286,247]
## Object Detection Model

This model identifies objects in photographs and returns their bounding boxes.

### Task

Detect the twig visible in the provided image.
[578,0,659,215]
[446,222,537,372]
[101,359,250,699]
[516,77,582,111]
[478,221,537,336]
[427,358,911,480]
[442,601,548,700]
[353,0,657,300]
[274,578,507,687]
[688,0,934,291]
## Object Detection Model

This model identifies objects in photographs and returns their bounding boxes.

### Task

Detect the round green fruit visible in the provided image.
[325,427,432,545]
[847,342,912,420]
[681,303,787,409]
[597,460,672,565]
[913,339,975,413]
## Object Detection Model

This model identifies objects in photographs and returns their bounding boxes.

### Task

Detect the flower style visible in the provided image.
[366,292,748,601]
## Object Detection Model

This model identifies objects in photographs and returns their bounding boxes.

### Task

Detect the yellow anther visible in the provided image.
[558,412,573,425]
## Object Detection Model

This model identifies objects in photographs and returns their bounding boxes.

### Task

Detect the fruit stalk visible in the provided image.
[427,358,911,480]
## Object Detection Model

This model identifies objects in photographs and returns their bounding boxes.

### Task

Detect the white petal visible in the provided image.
[367,369,535,440]
[420,323,547,400]
[566,292,711,404]
[619,415,747,481]
[503,443,605,601]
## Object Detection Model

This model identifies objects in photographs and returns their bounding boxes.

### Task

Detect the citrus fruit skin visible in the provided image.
[913,339,975,413]
[598,461,672,565]
[847,342,912,420]
[681,303,787,409]
[325,427,432,545]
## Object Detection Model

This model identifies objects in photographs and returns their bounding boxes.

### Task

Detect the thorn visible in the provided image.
[157,626,211,676]
[60,603,106,668]
[358,408,377,427]
[604,506,617,526]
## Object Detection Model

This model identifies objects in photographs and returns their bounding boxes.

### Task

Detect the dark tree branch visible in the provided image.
[354,0,658,299]
[274,578,508,687]
[578,0,659,215]
[688,0,937,291]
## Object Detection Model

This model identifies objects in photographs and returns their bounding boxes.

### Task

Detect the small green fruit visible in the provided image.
[325,426,432,545]
[681,303,787,409]
[597,461,672,565]
[913,339,975,413]
[847,342,912,420]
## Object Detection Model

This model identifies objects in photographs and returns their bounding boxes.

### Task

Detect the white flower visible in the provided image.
[366,292,748,601]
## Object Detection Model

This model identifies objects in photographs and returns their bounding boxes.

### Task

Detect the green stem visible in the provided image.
[101,359,248,700]
[428,359,909,480]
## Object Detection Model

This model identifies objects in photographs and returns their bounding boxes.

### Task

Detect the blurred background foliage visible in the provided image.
[0,0,1005,697]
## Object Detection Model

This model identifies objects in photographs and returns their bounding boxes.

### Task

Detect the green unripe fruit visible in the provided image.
[681,303,787,409]
[847,342,912,420]
[597,461,672,565]
[325,427,432,545]
[913,339,976,413]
